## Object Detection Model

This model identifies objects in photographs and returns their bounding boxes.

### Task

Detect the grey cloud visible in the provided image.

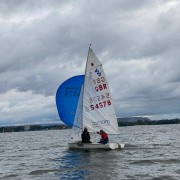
[0,0,180,125]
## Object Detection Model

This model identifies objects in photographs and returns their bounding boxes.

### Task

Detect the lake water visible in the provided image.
[0,124,180,180]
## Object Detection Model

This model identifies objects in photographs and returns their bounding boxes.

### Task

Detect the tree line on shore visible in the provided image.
[0,118,180,133]
[0,124,69,133]
[118,118,180,126]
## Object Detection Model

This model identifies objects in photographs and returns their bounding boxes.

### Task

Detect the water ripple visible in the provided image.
[0,125,180,179]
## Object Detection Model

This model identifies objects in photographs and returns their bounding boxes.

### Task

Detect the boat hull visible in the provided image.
[68,142,125,150]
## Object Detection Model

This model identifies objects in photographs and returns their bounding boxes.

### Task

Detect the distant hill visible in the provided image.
[117,117,180,126]
[117,117,151,123]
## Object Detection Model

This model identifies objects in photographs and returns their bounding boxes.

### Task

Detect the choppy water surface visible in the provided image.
[0,124,180,180]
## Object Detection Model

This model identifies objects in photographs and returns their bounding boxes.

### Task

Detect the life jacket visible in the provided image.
[101,132,108,140]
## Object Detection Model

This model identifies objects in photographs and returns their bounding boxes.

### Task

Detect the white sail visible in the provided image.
[71,85,83,141]
[73,85,83,129]
[82,48,119,134]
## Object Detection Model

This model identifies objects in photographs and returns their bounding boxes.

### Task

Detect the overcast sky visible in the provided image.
[0,0,180,126]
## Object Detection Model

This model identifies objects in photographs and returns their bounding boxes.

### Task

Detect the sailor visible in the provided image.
[81,128,92,143]
[97,130,109,144]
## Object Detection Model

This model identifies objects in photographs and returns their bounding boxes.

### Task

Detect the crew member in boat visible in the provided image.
[81,128,92,143]
[97,130,109,144]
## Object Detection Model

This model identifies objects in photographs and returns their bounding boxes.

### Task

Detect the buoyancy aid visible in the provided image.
[101,132,108,140]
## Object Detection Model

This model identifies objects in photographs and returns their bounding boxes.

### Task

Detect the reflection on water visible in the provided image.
[56,149,122,180]
[57,150,92,179]
[0,125,180,179]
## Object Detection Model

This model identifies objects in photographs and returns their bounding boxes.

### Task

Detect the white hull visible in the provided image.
[68,142,125,150]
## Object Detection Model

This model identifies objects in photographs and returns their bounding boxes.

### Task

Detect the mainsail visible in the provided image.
[82,48,119,134]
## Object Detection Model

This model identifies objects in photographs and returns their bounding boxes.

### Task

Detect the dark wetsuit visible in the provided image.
[81,131,91,143]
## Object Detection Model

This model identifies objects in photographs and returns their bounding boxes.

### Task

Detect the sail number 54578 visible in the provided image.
[90,100,111,110]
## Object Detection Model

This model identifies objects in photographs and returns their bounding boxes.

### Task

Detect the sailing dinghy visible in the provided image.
[56,47,124,150]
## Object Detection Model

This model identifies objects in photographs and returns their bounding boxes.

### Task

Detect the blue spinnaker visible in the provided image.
[56,75,84,126]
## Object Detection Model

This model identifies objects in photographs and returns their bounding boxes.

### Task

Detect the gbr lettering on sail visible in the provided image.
[89,68,112,111]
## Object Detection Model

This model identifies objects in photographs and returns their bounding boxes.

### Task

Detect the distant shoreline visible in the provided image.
[0,118,180,133]
[118,118,180,126]
[0,124,70,133]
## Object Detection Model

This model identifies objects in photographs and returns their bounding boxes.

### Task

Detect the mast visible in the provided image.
[82,44,91,130]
